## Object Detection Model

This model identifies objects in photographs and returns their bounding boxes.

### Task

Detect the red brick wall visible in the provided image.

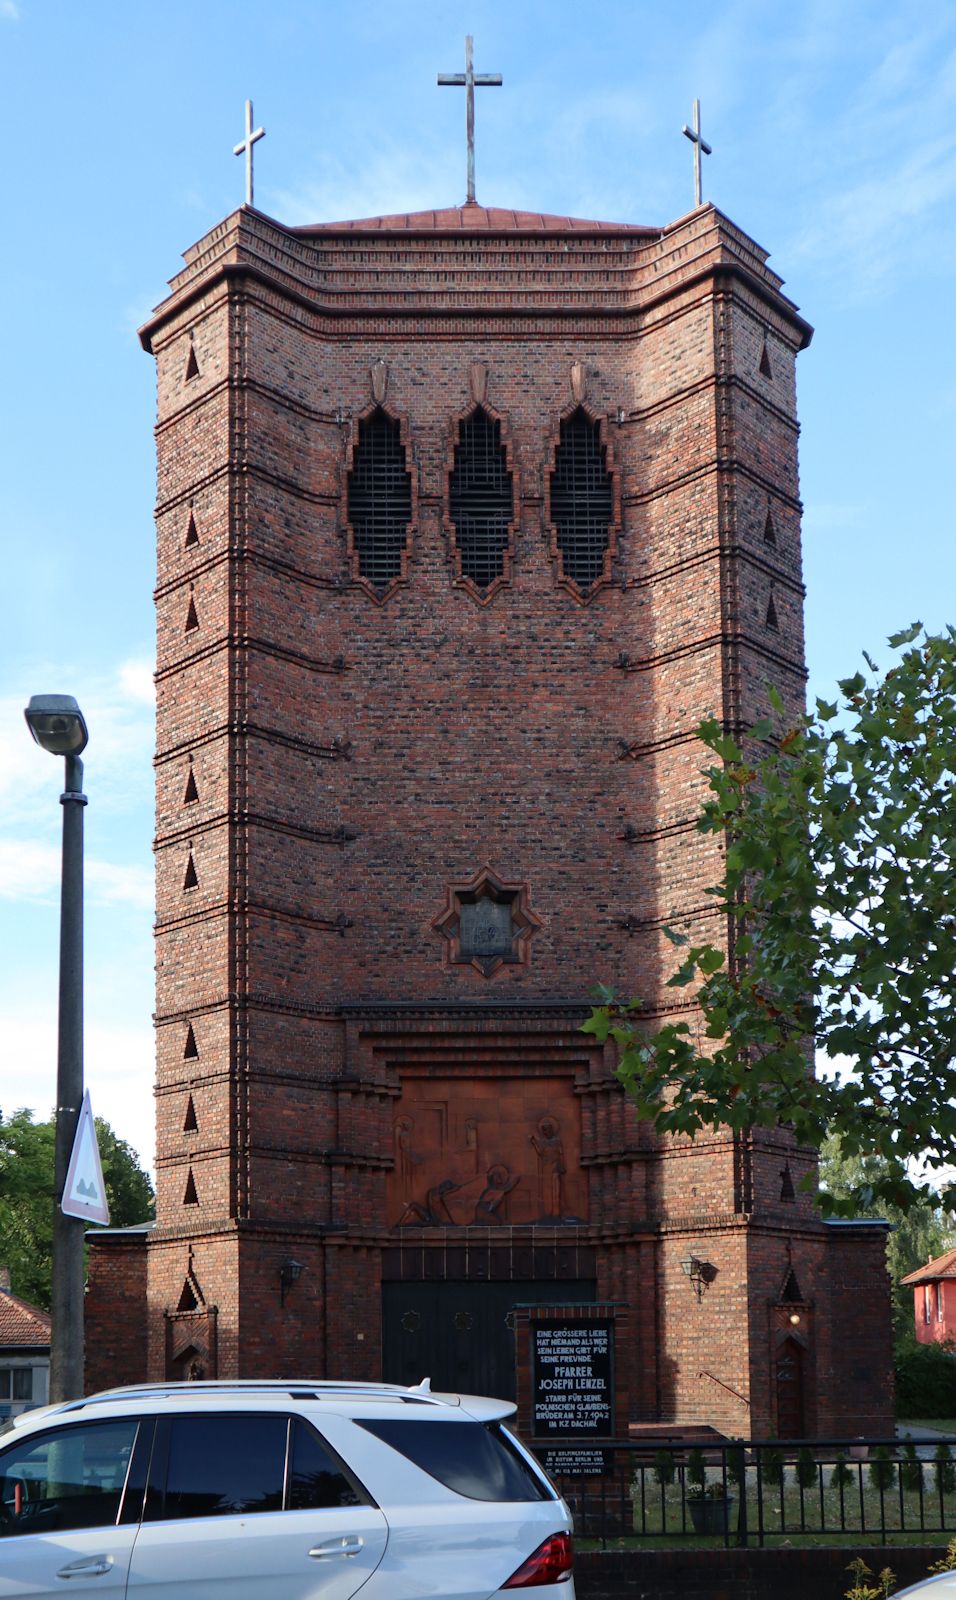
[85,1232,150,1392]
[82,202,892,1433]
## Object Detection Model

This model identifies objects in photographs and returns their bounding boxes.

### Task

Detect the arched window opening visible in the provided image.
[449,408,513,593]
[347,409,412,594]
[550,408,613,592]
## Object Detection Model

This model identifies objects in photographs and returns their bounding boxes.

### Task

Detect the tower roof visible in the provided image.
[296,202,659,237]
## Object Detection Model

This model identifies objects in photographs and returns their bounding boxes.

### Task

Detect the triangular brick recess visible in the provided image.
[183,766,199,804]
[184,508,199,548]
[183,1169,199,1206]
[781,1267,803,1303]
[177,1277,198,1312]
[183,1024,199,1061]
[759,338,773,378]
[765,593,779,630]
[184,594,199,632]
[185,343,200,381]
[183,1094,198,1132]
[764,507,776,546]
[183,852,198,891]
[779,1161,795,1202]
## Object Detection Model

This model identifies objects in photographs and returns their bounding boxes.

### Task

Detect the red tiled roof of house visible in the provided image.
[297,202,658,236]
[901,1248,956,1286]
[0,1289,51,1348]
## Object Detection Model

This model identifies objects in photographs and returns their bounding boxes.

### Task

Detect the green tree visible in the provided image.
[820,1133,955,1342]
[0,1107,154,1309]
[585,625,956,1216]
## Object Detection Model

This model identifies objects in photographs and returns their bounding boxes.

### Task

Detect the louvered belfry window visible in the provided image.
[449,407,513,592]
[347,409,412,594]
[550,408,613,591]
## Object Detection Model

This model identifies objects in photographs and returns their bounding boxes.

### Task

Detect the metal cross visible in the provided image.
[682,98,712,208]
[438,35,502,206]
[234,99,265,207]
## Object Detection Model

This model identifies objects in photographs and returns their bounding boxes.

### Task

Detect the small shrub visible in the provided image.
[726,1446,746,1490]
[869,1445,895,1493]
[686,1447,706,1490]
[653,1448,675,1487]
[934,1442,956,1495]
[845,1558,896,1600]
[929,1535,956,1576]
[831,1452,853,1491]
[762,1443,785,1488]
[901,1439,923,1493]
[796,1446,817,1491]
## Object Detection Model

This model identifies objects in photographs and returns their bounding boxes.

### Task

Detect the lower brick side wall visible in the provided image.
[85,1233,150,1393]
[575,1545,938,1600]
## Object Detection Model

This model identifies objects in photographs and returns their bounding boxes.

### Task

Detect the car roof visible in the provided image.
[4,1379,516,1437]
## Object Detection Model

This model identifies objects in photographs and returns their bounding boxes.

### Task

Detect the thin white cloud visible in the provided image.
[275,144,460,227]
[803,502,865,534]
[0,2,19,19]
[118,657,155,706]
[0,1011,155,1174]
[0,841,152,909]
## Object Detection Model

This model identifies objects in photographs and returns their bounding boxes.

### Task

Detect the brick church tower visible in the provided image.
[86,194,893,1436]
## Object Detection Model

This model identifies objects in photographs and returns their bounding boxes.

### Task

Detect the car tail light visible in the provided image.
[502,1531,573,1587]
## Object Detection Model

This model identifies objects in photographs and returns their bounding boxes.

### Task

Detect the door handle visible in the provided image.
[309,1536,364,1559]
[55,1556,113,1578]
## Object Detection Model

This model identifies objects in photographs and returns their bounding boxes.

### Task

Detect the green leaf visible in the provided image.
[887,622,923,649]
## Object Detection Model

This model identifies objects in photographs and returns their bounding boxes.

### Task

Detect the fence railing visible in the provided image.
[531,1437,956,1547]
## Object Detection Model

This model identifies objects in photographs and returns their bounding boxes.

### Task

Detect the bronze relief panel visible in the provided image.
[387,1076,586,1227]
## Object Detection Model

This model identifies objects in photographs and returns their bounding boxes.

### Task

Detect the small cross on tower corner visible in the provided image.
[234,99,265,209]
[682,98,712,210]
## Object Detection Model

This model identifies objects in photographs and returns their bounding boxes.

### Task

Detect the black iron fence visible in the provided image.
[532,1437,956,1547]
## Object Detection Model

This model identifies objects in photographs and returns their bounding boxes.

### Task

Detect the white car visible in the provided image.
[0,1378,574,1598]
[894,1578,956,1600]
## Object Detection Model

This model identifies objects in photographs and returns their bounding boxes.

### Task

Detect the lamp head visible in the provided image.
[24,695,88,757]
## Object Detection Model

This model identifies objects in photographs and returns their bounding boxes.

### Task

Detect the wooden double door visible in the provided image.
[382,1279,596,1400]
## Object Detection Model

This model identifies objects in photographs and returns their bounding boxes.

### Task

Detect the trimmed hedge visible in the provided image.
[896,1338,956,1417]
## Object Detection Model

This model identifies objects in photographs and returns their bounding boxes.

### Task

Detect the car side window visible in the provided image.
[288,1418,365,1510]
[146,1415,287,1522]
[0,1420,141,1538]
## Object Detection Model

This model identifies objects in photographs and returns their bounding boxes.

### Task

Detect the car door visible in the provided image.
[0,1416,148,1599]
[125,1412,388,1600]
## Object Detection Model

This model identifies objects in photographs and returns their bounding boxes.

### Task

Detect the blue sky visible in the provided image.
[1,0,954,1172]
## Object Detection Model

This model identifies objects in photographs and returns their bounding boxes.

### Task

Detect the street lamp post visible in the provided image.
[24,694,89,1403]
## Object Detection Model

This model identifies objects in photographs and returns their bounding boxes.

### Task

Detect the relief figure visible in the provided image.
[530,1115,566,1218]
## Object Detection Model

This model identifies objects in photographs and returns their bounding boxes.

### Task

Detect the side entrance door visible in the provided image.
[382,1280,596,1399]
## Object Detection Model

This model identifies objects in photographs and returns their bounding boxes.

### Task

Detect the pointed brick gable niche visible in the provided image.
[183,1023,198,1060]
[183,1094,198,1132]
[781,1267,803,1303]
[759,337,773,378]
[432,866,542,977]
[183,764,199,804]
[764,506,777,546]
[183,852,198,890]
[765,592,779,630]
[183,1169,199,1206]
[184,592,199,632]
[184,506,200,547]
[184,341,200,382]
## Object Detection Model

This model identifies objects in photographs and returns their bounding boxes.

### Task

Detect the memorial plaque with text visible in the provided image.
[541,1447,612,1478]
[531,1321,613,1436]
